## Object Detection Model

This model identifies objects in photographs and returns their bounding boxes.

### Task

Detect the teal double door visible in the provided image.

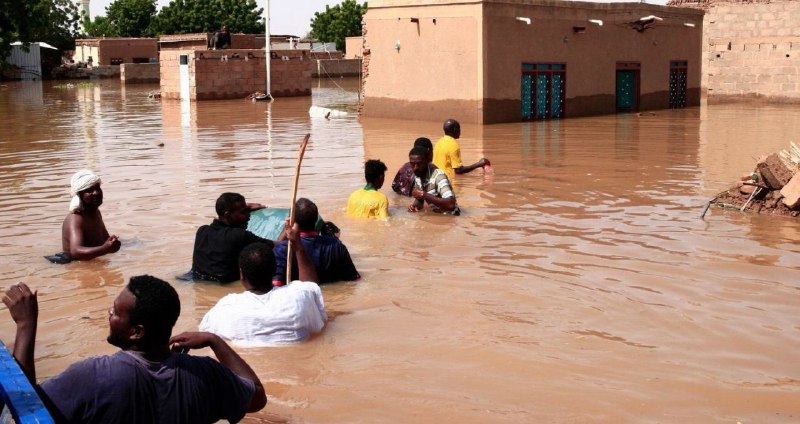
[521,63,565,120]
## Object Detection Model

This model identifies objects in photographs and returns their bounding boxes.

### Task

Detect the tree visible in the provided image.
[152,0,264,35]
[310,0,367,51]
[106,0,157,37]
[0,0,79,62]
[83,16,118,38]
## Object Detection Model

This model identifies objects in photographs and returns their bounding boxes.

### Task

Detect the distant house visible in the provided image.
[74,38,158,66]
[159,33,259,51]
[5,42,58,80]
[361,0,704,124]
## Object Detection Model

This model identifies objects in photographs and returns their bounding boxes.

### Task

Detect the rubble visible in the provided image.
[707,143,800,217]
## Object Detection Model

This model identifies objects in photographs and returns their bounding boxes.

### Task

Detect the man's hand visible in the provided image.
[247,202,266,211]
[3,282,39,383]
[411,188,425,200]
[169,331,219,353]
[105,235,121,253]
[478,158,489,167]
[285,221,301,246]
[3,282,38,327]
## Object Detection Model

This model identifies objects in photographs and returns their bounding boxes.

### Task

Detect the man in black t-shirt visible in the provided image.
[192,192,277,283]
[3,276,267,423]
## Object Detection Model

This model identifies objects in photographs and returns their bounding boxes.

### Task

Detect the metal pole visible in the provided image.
[265,0,272,98]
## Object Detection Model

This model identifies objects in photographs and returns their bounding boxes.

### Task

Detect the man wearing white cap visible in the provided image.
[58,169,120,261]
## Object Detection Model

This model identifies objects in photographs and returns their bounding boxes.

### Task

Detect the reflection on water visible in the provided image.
[0,79,799,423]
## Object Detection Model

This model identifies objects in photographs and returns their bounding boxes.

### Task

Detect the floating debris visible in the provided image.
[704,143,800,218]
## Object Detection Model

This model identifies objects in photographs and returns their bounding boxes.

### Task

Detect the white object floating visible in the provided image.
[309,106,348,119]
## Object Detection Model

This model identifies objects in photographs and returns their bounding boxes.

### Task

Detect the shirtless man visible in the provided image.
[61,169,120,261]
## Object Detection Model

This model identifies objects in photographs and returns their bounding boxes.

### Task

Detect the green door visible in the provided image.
[616,70,637,112]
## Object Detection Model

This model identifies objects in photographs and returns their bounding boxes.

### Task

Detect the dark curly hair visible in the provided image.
[127,275,181,343]
[364,159,387,185]
[238,243,276,290]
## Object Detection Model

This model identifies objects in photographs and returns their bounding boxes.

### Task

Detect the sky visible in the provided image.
[88,0,342,37]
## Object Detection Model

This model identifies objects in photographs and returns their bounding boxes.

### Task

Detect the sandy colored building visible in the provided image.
[361,0,704,124]
[345,36,364,59]
[73,38,157,65]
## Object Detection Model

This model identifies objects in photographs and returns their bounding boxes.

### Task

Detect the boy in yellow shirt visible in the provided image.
[347,159,389,219]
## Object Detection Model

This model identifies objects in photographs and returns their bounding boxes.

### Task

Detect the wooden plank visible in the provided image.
[0,341,53,423]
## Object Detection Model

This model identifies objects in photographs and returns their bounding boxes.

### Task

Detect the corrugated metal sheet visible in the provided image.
[6,44,42,80]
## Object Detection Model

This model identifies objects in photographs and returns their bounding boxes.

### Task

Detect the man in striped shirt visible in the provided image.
[408,146,460,215]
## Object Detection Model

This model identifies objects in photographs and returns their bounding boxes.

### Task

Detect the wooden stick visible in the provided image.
[286,133,311,284]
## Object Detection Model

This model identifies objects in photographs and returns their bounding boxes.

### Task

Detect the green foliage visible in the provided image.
[0,0,80,61]
[310,0,367,51]
[82,0,156,37]
[152,0,264,35]
[106,0,157,37]
[83,16,118,38]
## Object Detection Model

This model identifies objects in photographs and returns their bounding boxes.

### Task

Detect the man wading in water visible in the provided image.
[48,169,120,263]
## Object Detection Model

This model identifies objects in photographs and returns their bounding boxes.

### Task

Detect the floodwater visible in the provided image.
[1,78,799,423]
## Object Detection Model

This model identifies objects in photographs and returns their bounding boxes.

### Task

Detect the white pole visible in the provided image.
[265,0,272,98]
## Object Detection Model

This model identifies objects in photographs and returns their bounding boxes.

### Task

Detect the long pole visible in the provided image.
[286,134,311,284]
[264,0,272,98]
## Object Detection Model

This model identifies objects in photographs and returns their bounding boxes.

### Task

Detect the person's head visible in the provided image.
[221,25,229,32]
[409,146,430,178]
[413,137,433,162]
[320,221,340,238]
[216,192,250,228]
[364,159,387,189]
[295,198,318,232]
[107,275,181,350]
[443,119,461,139]
[69,169,103,212]
[238,242,276,292]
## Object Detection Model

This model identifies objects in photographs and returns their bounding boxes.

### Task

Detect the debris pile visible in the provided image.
[709,143,800,217]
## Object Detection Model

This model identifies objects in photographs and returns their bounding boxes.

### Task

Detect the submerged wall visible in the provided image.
[159,49,311,100]
[121,63,159,83]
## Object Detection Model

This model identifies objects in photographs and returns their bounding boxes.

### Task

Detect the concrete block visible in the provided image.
[758,153,794,190]
[780,172,800,209]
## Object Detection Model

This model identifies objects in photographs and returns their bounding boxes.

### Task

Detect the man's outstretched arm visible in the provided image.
[169,332,267,413]
[3,282,38,384]
[455,158,489,174]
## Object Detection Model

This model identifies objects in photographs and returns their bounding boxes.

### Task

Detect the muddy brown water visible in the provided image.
[1,79,799,423]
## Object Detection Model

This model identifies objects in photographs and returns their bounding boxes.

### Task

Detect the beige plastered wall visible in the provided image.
[362,0,703,124]
[73,44,99,64]
[345,36,364,59]
[362,0,484,123]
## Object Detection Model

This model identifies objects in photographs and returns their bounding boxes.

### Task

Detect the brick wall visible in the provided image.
[121,63,159,83]
[673,0,800,102]
[159,49,311,100]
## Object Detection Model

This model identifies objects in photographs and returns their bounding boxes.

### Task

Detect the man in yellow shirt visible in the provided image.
[433,118,489,184]
[347,159,389,219]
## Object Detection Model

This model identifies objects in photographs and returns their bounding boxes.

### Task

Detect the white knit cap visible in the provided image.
[69,169,101,212]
